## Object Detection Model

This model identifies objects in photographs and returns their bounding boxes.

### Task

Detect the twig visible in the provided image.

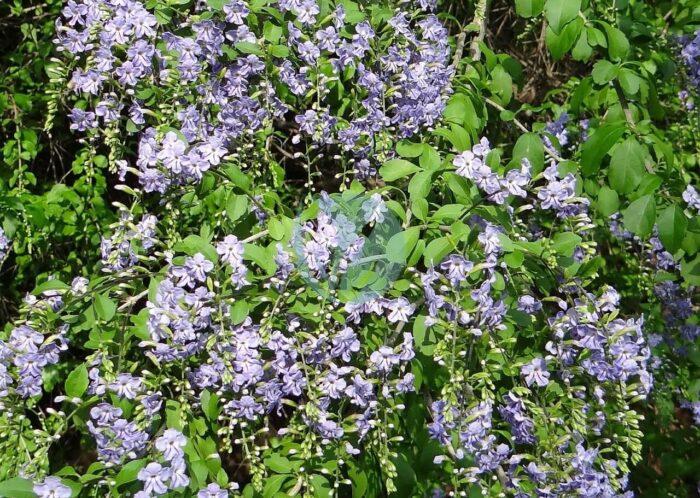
[117,289,148,311]
[450,31,467,78]
[242,229,269,244]
[470,0,490,60]
[484,97,564,162]
[613,81,637,131]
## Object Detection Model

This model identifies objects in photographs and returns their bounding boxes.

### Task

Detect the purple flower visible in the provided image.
[370,346,399,374]
[141,393,163,415]
[331,327,360,362]
[109,373,143,399]
[517,295,542,314]
[231,395,263,420]
[198,483,229,498]
[223,0,249,24]
[138,462,171,495]
[33,477,72,498]
[683,185,700,213]
[346,374,374,407]
[169,457,190,488]
[440,255,474,287]
[155,429,187,460]
[0,227,9,261]
[521,357,550,387]
[386,297,414,323]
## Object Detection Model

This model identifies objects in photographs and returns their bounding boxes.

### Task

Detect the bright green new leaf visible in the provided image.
[544,0,581,34]
[622,194,656,237]
[581,122,626,175]
[597,186,620,216]
[0,478,37,498]
[226,194,248,222]
[65,363,89,398]
[95,293,117,321]
[379,159,420,182]
[608,137,646,194]
[657,204,688,254]
[546,18,583,60]
[592,60,618,84]
[512,133,545,174]
[552,232,582,257]
[515,0,545,17]
[386,227,420,264]
[603,24,630,61]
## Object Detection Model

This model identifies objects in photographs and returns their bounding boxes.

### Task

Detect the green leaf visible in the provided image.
[94,294,117,321]
[226,194,248,222]
[33,279,70,295]
[618,68,641,95]
[419,146,441,171]
[263,21,283,43]
[515,0,545,17]
[430,204,465,222]
[504,250,525,268]
[608,137,646,194]
[396,141,425,158]
[263,474,289,498]
[174,235,218,262]
[408,171,433,201]
[411,199,428,221]
[597,186,620,216]
[423,237,454,266]
[65,364,89,398]
[592,60,618,85]
[268,217,287,240]
[0,477,36,498]
[386,227,420,264]
[512,133,545,174]
[201,390,221,421]
[270,45,290,58]
[544,0,581,34]
[379,159,420,182]
[545,18,583,60]
[230,300,249,325]
[552,232,582,257]
[581,122,626,175]
[114,459,147,488]
[571,28,593,61]
[681,255,700,286]
[235,41,263,55]
[603,23,630,61]
[657,205,688,254]
[622,194,656,237]
[491,65,513,105]
[243,244,276,275]
[264,454,295,474]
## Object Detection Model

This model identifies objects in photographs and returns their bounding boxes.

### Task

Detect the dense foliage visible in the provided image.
[0,0,698,497]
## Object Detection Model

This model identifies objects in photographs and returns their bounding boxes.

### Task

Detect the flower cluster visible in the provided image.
[536,162,590,219]
[87,402,149,464]
[6,1,694,495]
[683,184,700,214]
[453,138,531,205]
[0,323,68,399]
[0,227,9,263]
[56,0,453,192]
[452,137,590,221]
[100,211,158,272]
[542,112,570,150]
[679,29,700,89]
[135,430,190,496]
[33,477,72,498]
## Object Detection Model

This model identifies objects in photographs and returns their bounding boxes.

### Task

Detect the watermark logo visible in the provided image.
[290,190,404,302]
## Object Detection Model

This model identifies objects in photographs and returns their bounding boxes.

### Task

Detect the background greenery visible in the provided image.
[0,0,698,496]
